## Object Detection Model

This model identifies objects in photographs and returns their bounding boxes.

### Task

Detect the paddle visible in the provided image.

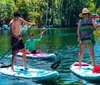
[50,45,78,70]
[0,27,47,68]
[50,27,100,70]
[0,62,11,68]
[51,60,61,70]
[35,28,48,38]
[0,24,35,60]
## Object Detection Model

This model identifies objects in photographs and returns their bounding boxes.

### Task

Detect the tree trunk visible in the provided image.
[45,0,49,26]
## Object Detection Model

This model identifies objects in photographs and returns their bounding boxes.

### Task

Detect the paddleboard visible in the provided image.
[70,62,100,81]
[17,52,56,59]
[0,66,59,80]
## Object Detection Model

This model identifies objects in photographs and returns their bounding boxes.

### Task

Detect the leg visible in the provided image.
[22,48,27,68]
[25,49,31,54]
[78,44,86,68]
[10,36,18,71]
[88,44,95,67]
[11,51,17,71]
[18,37,27,68]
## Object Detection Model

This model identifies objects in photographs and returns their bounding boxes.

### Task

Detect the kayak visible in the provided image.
[17,52,56,59]
[0,65,59,80]
[70,62,100,81]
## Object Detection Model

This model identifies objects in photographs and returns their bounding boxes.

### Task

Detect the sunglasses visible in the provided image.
[83,13,89,15]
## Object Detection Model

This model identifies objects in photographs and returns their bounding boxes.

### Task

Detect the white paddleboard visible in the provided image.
[0,66,59,81]
[17,52,56,59]
[70,62,100,81]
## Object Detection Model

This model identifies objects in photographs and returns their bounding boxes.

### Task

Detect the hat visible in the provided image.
[79,8,91,17]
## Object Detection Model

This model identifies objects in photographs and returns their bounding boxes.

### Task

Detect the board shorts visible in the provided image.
[10,35,25,51]
[78,39,95,47]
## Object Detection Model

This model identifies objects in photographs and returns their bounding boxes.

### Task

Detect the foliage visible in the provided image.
[16,0,47,27]
[0,0,16,25]
[0,0,100,27]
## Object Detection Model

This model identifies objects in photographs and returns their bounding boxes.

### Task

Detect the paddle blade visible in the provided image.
[51,60,61,70]
[31,23,35,27]
[0,64,11,68]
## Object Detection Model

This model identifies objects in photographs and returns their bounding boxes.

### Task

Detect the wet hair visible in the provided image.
[13,10,21,17]
[29,33,34,37]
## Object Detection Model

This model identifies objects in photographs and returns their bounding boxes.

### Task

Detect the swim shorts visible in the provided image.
[10,35,25,51]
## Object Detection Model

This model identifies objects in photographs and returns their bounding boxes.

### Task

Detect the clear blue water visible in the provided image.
[0,28,100,85]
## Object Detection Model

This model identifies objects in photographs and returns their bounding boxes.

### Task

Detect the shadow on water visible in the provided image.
[0,28,100,85]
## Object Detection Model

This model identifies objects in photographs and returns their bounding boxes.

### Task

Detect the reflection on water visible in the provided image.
[0,28,100,85]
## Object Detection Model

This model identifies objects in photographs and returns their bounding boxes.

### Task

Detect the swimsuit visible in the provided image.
[79,18,95,46]
[10,35,24,51]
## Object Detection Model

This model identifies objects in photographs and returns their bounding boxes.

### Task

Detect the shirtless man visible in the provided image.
[9,10,34,71]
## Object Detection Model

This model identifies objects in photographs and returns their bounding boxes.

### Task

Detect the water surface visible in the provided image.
[0,28,100,85]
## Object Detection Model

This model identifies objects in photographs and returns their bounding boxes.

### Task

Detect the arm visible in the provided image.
[9,19,13,35]
[9,19,13,26]
[92,19,100,30]
[34,30,45,42]
[92,19,98,29]
[77,20,81,41]
[35,35,42,42]
[20,18,35,26]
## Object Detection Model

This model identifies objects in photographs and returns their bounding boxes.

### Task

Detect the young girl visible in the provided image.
[25,31,44,54]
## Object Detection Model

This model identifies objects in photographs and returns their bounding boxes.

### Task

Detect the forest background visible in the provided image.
[0,0,100,27]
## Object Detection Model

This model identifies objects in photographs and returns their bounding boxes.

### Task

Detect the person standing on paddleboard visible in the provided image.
[25,31,45,54]
[77,8,100,68]
[9,10,35,71]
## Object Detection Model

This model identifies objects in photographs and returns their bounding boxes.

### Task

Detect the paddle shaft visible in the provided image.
[0,24,34,60]
[50,45,77,70]
[50,28,100,70]
[35,28,48,38]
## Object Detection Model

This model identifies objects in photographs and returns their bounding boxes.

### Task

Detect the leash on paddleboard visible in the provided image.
[0,24,35,60]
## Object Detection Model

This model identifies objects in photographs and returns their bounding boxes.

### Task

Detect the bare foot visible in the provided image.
[77,66,81,69]
[10,67,15,72]
[26,52,31,54]
[36,50,41,53]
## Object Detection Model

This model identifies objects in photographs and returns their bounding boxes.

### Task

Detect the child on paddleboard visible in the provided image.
[77,8,100,68]
[25,31,45,54]
[9,10,35,71]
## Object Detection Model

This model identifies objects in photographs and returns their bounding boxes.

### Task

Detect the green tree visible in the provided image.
[0,0,16,25]
[16,0,47,27]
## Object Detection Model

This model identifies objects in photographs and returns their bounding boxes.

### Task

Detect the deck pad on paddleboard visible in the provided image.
[0,66,59,80]
[70,62,100,81]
